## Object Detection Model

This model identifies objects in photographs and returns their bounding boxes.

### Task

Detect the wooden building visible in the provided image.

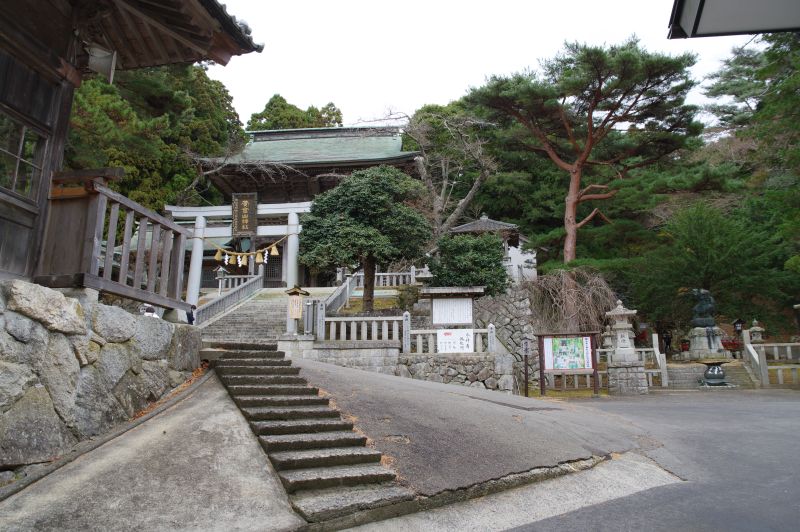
[167,126,419,294]
[0,0,261,282]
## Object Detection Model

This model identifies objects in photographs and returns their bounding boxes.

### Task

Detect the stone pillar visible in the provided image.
[286,211,300,288]
[605,300,648,395]
[186,216,205,306]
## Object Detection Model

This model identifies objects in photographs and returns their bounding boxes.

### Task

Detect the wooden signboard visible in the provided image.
[432,298,473,325]
[288,295,303,319]
[231,193,257,237]
[536,333,600,397]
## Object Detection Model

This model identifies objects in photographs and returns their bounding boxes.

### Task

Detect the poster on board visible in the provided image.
[437,329,473,353]
[542,336,593,371]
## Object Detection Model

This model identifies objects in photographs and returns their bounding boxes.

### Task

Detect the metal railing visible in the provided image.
[35,170,190,311]
[196,273,263,325]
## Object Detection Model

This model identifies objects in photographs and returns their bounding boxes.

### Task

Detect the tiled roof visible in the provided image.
[209,127,418,166]
[450,215,519,234]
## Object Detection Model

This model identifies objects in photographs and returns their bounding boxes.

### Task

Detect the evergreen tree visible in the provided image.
[299,166,431,311]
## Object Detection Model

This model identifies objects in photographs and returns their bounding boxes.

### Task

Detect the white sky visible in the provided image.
[208,0,753,127]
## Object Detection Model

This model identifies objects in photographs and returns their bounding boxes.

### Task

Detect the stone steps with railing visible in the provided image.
[200,292,288,342]
[211,341,415,523]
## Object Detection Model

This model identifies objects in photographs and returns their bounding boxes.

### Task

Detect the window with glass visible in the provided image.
[0,112,47,200]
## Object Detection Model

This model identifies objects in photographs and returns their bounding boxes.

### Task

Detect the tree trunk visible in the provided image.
[362,255,376,312]
[562,166,582,330]
[563,166,582,263]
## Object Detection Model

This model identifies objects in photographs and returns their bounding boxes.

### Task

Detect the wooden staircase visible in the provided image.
[207,341,415,523]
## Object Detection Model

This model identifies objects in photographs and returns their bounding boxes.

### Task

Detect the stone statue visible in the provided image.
[690,288,716,328]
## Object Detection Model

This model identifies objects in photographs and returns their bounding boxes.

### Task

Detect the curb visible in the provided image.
[0,369,217,502]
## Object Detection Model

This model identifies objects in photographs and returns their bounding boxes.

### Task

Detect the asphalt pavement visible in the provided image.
[294,358,645,496]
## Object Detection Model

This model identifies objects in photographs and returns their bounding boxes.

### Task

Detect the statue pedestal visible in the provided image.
[687,327,729,360]
[608,362,649,395]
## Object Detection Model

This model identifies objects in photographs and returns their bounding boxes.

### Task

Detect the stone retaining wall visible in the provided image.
[295,343,515,391]
[0,280,201,470]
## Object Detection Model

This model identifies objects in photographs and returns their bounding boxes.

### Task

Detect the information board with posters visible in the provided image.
[432,297,473,325]
[437,329,474,353]
[542,336,593,373]
[231,193,257,237]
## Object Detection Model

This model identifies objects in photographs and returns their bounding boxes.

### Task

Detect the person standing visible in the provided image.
[187,305,196,325]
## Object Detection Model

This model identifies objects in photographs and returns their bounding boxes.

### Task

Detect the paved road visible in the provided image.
[358,388,800,531]
[515,390,800,532]
[0,374,304,532]
[295,359,645,496]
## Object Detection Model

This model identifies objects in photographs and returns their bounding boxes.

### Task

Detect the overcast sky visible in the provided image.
[208,0,753,127]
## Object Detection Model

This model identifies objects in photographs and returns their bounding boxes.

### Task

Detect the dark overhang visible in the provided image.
[668,0,800,39]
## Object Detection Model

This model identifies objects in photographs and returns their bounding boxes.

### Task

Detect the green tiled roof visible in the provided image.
[210,126,418,166]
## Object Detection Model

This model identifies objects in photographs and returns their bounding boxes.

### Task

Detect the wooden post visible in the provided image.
[592,334,600,397]
[524,354,529,398]
[538,335,546,397]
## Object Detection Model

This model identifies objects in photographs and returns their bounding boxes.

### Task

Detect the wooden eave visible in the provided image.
[78,0,261,71]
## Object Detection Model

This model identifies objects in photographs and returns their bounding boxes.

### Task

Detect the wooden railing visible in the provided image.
[196,273,263,325]
[35,170,190,312]
[218,274,260,295]
[320,315,403,342]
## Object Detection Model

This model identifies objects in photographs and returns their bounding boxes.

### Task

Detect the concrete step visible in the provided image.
[204,341,279,350]
[260,432,368,453]
[215,358,292,367]
[270,446,382,471]
[279,464,396,493]
[242,405,341,421]
[251,418,354,436]
[211,349,284,359]
[226,384,319,396]
[291,483,416,523]
[234,395,329,407]
[220,374,306,386]
[216,365,301,376]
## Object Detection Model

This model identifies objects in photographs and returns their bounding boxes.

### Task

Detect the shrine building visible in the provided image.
[165,126,418,299]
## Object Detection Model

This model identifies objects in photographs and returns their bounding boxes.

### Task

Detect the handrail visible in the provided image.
[743,330,769,386]
[325,274,356,312]
[36,173,189,311]
[218,274,260,295]
[196,273,263,325]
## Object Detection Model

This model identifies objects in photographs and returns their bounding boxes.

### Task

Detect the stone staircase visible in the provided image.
[667,361,758,389]
[201,292,288,343]
[207,340,415,523]
[721,360,758,389]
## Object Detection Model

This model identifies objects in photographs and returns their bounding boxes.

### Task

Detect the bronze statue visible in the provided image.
[690,288,716,328]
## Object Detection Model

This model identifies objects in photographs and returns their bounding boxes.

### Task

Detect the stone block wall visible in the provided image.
[0,280,201,470]
[473,289,538,376]
[397,352,515,391]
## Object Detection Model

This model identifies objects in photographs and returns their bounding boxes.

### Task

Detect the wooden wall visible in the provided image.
[0,1,76,279]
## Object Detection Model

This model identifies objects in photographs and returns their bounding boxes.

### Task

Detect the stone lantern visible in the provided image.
[605,300,648,395]
[606,300,637,363]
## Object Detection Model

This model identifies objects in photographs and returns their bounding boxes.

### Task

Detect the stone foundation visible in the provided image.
[292,339,515,391]
[0,280,201,469]
[607,362,649,395]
